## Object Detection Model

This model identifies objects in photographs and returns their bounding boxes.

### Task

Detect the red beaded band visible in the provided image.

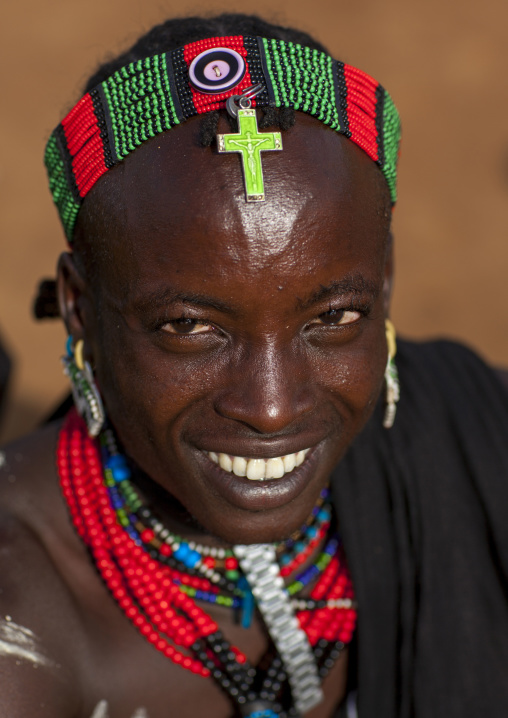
[45,35,401,242]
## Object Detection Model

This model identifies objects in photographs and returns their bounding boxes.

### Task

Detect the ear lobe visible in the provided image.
[383,231,394,314]
[57,252,88,339]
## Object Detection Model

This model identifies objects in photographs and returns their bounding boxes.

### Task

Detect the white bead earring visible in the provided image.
[383,319,400,429]
[62,337,105,437]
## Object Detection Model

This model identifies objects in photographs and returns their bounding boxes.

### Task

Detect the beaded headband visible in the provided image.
[45,35,401,242]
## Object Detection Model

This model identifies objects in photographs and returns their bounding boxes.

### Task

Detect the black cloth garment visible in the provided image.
[332,339,508,717]
[0,334,11,422]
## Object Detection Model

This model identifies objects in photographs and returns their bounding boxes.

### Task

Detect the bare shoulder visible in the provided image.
[0,424,84,715]
[0,422,61,522]
[0,510,81,716]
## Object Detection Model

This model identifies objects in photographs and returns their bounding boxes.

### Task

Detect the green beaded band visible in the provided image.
[45,35,401,241]
[261,38,341,130]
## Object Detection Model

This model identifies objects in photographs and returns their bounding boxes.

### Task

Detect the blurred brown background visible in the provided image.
[1,0,507,444]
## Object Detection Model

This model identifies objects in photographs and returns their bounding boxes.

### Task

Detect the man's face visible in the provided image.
[67,113,392,545]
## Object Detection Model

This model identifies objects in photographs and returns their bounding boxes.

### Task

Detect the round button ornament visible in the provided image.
[189,47,246,94]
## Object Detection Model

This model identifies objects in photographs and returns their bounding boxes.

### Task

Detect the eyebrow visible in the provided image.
[132,288,235,315]
[296,275,380,310]
[131,274,379,315]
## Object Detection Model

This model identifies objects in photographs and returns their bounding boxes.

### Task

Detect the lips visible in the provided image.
[193,443,322,513]
[208,448,310,480]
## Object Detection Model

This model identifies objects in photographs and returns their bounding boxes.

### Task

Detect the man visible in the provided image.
[2,14,508,718]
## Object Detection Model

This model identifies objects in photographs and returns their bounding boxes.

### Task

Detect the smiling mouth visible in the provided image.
[206,448,310,481]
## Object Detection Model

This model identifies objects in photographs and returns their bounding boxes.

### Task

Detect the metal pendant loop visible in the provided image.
[226,83,265,117]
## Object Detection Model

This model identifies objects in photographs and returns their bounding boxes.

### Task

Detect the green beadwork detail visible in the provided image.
[286,550,333,596]
[277,41,290,107]
[261,38,279,106]
[46,36,402,240]
[381,91,401,204]
[178,584,237,606]
[160,54,180,129]
[102,54,180,161]
[324,56,340,129]
[44,134,80,242]
[262,39,339,131]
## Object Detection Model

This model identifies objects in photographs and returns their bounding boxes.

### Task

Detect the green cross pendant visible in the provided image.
[217,109,283,201]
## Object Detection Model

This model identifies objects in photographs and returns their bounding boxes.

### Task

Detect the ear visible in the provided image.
[383,231,394,316]
[57,252,91,344]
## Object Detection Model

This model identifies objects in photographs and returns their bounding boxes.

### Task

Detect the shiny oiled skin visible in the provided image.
[0,113,391,716]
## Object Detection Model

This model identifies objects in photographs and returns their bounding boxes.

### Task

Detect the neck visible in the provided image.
[126,462,230,546]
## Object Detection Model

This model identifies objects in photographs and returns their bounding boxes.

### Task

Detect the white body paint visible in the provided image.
[0,616,54,668]
[90,702,109,718]
[0,619,148,717]
[91,701,149,718]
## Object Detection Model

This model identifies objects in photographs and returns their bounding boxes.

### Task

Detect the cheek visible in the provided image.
[93,340,217,505]
[313,328,387,425]
[93,323,222,439]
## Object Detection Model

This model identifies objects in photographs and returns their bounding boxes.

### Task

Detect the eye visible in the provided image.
[309,308,362,327]
[162,317,213,335]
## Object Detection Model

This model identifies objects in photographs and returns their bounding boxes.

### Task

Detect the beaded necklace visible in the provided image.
[57,409,356,717]
[101,425,339,631]
[102,424,332,589]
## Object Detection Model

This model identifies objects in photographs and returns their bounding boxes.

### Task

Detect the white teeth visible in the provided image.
[283,454,296,473]
[232,456,247,477]
[208,448,310,481]
[295,450,306,466]
[266,457,284,479]
[246,459,265,481]
[218,453,232,471]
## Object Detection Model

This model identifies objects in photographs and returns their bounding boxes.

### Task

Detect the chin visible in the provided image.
[174,443,334,545]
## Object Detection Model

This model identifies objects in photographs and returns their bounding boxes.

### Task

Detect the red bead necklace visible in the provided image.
[57,409,357,711]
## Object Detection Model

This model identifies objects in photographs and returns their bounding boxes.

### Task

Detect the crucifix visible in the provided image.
[217,108,283,201]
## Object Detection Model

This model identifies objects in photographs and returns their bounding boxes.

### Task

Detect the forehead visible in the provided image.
[78,112,390,289]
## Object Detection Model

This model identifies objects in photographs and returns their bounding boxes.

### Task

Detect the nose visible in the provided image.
[214,341,316,434]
